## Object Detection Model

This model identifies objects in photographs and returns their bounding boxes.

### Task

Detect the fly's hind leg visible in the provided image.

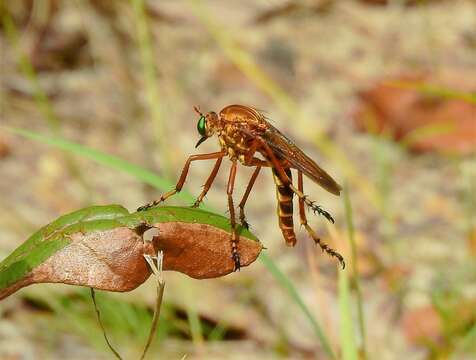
[227,160,240,271]
[298,171,345,269]
[290,184,335,223]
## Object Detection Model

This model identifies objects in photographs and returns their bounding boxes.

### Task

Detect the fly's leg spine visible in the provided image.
[300,195,335,224]
[308,200,335,224]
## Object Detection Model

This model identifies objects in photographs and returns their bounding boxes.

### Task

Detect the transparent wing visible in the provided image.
[262,124,342,196]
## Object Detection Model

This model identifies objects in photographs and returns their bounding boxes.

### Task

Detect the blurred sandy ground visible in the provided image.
[0,0,475,359]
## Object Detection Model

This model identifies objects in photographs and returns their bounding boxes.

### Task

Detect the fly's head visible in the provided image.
[194,106,220,148]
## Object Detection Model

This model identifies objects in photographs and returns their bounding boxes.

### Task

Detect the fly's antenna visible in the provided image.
[193,105,203,117]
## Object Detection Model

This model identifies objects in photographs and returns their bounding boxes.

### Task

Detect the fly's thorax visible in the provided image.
[218,125,252,162]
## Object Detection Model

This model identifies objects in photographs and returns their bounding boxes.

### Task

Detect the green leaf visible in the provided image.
[0,205,257,292]
[343,186,367,357]
[0,205,128,291]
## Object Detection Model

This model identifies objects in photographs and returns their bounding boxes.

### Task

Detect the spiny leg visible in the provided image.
[192,157,223,208]
[238,166,261,229]
[137,151,225,211]
[258,140,334,223]
[289,184,335,223]
[227,160,240,271]
[298,171,345,269]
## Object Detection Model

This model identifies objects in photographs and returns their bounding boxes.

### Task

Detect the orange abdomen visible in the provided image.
[272,168,296,246]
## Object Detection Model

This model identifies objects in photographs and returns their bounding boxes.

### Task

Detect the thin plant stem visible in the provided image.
[141,251,166,359]
[90,288,123,360]
[1,12,92,200]
[260,253,337,359]
[343,186,367,359]
[130,0,171,176]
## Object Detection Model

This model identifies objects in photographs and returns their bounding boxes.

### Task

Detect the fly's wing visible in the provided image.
[262,124,342,196]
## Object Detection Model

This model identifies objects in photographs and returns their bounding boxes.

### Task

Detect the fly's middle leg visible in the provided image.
[227,160,241,271]
[192,157,223,208]
[238,166,261,229]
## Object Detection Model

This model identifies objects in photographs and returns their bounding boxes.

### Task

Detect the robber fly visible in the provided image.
[138,104,344,270]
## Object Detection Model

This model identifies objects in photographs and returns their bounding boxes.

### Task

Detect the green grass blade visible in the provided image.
[1,13,59,132]
[259,253,336,359]
[130,0,170,175]
[3,126,189,202]
[338,268,358,360]
[344,186,367,358]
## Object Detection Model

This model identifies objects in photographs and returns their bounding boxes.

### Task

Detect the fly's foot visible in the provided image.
[240,218,250,230]
[137,201,159,212]
[138,190,177,212]
[315,237,345,269]
[232,252,241,272]
[239,207,250,229]
[191,199,201,208]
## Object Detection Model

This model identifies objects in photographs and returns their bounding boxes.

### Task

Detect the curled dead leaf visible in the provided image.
[154,222,262,279]
[0,215,262,300]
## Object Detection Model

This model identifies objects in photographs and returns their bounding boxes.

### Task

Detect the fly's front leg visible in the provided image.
[298,171,345,269]
[227,160,240,271]
[238,145,271,228]
[192,157,223,208]
[137,151,225,211]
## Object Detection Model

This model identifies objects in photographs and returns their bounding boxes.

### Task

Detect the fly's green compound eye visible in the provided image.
[197,116,206,136]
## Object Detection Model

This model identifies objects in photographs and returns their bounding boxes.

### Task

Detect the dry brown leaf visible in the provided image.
[0,223,262,300]
[401,305,442,345]
[352,73,476,154]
